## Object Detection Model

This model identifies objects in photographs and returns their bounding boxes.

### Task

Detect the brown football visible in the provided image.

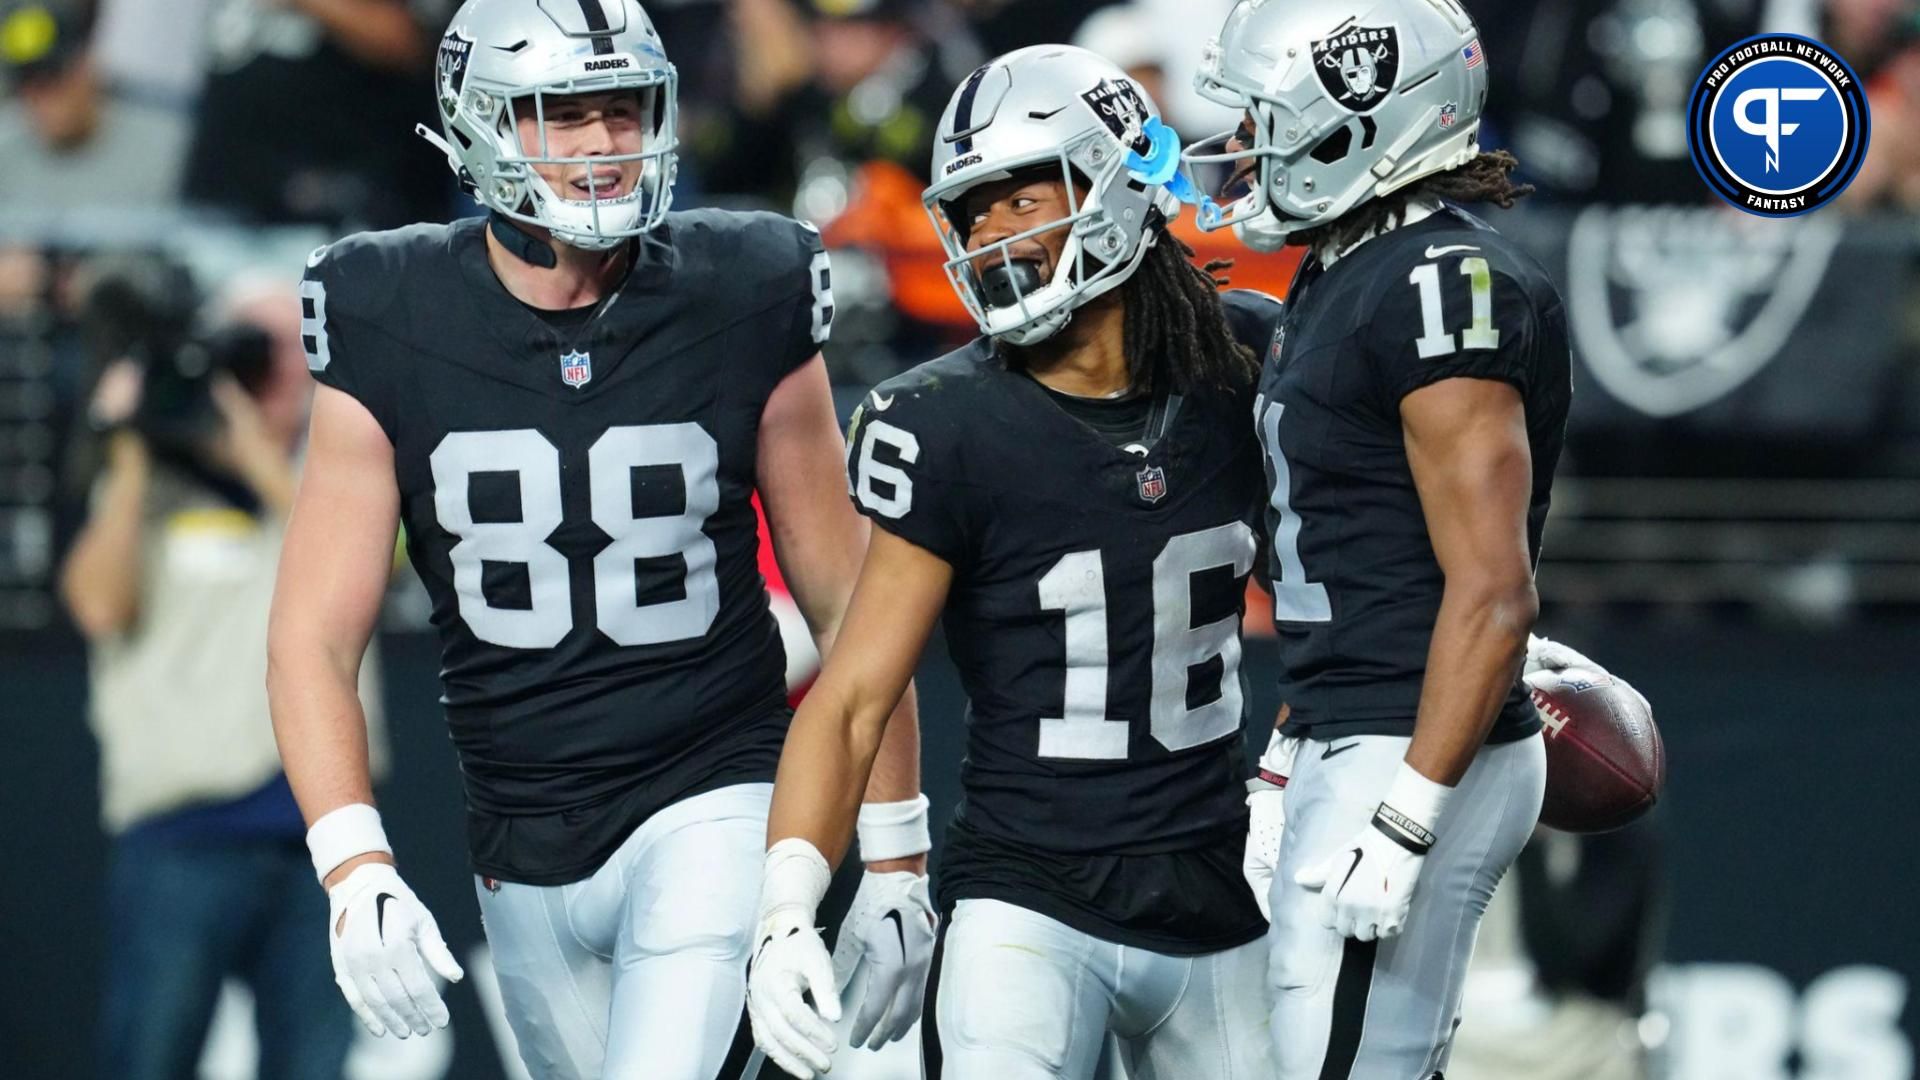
[1526,668,1665,833]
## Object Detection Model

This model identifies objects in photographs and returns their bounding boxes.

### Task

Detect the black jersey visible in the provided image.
[299,211,835,884]
[845,291,1282,953]
[1257,205,1570,744]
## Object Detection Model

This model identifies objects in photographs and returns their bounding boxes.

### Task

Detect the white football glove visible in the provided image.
[1295,763,1453,942]
[1243,730,1299,921]
[748,839,841,1079]
[831,870,938,1049]
[1524,633,1605,679]
[326,862,464,1038]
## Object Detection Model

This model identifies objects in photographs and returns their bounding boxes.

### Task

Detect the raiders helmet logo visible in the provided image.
[1310,24,1400,114]
[437,28,475,118]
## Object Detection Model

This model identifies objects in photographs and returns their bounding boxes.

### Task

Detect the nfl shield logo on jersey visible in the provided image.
[559,350,592,388]
[1136,464,1168,504]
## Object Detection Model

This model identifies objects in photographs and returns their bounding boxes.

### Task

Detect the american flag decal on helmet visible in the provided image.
[1461,40,1484,69]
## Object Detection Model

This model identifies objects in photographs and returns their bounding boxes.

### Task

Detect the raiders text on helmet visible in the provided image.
[421,0,678,250]
[923,46,1182,345]
[1183,0,1488,250]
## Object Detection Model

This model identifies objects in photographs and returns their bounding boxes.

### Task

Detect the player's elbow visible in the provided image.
[1451,570,1539,641]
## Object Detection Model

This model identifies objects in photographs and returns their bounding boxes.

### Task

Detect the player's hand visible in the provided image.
[1523,633,1605,678]
[325,863,463,1038]
[748,839,841,1078]
[831,869,937,1049]
[1295,762,1451,942]
[1243,729,1299,921]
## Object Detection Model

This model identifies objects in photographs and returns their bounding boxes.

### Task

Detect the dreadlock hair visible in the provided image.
[1292,149,1535,258]
[996,214,1260,397]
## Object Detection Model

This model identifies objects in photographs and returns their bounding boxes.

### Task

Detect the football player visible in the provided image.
[263,2,935,1078]
[745,46,1283,1080]
[1183,1,1572,1076]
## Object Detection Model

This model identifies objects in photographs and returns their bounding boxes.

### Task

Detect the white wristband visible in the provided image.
[1374,762,1454,852]
[306,803,392,884]
[856,794,931,861]
[760,837,833,919]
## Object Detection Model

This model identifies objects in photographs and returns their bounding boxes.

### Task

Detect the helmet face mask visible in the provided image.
[926,143,1143,346]
[1181,0,1490,248]
[425,0,679,251]
[922,46,1180,346]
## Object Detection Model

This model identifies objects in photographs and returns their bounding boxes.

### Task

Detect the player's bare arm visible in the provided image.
[756,352,925,871]
[764,526,950,866]
[750,527,949,1074]
[267,384,397,856]
[266,383,464,1039]
[1401,375,1538,787]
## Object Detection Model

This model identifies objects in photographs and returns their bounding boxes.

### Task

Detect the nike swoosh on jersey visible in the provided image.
[1425,244,1481,258]
[1321,740,1359,760]
[871,392,895,411]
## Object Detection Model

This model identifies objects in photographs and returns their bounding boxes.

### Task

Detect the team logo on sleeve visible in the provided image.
[1136,464,1168,504]
[1686,33,1869,218]
[559,349,593,388]
[1311,25,1399,114]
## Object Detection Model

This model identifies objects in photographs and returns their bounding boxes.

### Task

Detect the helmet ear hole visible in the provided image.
[1309,124,1355,165]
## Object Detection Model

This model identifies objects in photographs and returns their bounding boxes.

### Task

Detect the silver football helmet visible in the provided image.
[420,0,677,250]
[923,45,1181,345]
[1183,0,1487,250]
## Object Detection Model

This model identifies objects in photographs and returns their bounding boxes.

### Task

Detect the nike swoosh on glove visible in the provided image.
[748,839,840,1079]
[831,870,937,1049]
[1244,730,1300,921]
[1295,762,1452,942]
[326,863,463,1037]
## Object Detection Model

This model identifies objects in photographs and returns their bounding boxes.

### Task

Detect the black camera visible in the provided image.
[80,254,273,460]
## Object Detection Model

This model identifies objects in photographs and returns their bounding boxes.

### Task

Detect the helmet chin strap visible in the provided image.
[488,211,559,269]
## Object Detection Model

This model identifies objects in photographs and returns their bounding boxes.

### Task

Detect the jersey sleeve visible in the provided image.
[778,220,834,378]
[298,239,396,436]
[1365,249,1538,409]
[1220,288,1285,358]
[842,384,970,564]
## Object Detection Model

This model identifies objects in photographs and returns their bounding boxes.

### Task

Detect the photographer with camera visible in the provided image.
[60,261,384,1080]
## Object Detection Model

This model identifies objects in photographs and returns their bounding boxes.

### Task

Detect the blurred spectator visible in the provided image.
[58,260,386,1080]
[1449,821,1666,1080]
[1474,0,1761,203]
[90,0,217,109]
[700,0,979,208]
[1835,0,1920,211]
[181,0,451,229]
[0,1,191,209]
[952,0,1111,60]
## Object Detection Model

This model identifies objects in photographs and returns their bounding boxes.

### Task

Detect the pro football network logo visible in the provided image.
[559,349,592,389]
[1311,24,1399,114]
[1685,33,1869,218]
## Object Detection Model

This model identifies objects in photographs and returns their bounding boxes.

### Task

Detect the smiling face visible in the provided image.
[512,90,649,203]
[957,171,1087,285]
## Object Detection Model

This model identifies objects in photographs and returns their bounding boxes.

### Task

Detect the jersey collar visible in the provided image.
[1317,197,1444,267]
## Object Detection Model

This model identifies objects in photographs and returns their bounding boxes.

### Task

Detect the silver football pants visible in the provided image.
[1266,733,1547,1079]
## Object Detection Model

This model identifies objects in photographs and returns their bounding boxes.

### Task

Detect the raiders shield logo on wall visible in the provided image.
[1311,24,1400,114]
